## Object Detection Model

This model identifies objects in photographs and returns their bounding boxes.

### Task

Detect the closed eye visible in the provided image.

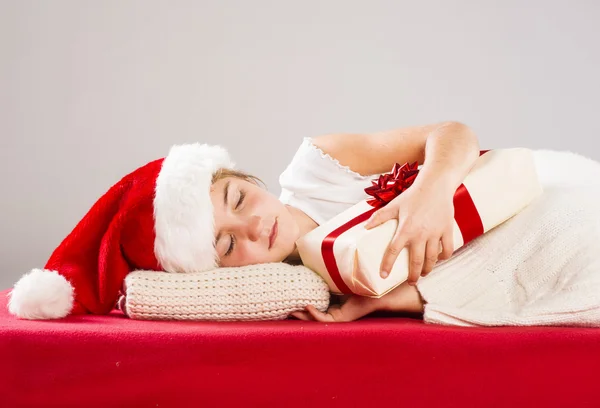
[235,190,246,210]
[225,235,235,256]
[223,190,246,257]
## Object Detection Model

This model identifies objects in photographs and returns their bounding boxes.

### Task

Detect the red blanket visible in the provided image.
[2,288,599,407]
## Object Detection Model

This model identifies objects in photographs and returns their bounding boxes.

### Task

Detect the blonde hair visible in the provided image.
[212,168,266,189]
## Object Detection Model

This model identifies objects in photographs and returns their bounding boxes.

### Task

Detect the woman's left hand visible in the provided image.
[291,295,383,323]
[364,180,456,284]
[290,281,426,322]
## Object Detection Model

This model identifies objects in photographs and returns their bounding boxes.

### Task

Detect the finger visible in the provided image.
[421,239,439,277]
[364,208,393,230]
[380,229,409,279]
[307,297,376,323]
[440,227,454,260]
[306,305,337,322]
[290,311,314,321]
[407,240,426,285]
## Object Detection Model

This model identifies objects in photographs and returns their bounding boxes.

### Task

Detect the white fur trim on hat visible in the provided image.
[153,143,235,273]
[8,269,74,319]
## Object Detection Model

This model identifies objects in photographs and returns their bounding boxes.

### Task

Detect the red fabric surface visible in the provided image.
[2,289,600,408]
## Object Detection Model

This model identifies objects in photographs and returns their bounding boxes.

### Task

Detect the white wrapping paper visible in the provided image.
[296,148,544,297]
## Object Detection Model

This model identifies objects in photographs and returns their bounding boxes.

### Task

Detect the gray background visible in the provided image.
[2,0,599,290]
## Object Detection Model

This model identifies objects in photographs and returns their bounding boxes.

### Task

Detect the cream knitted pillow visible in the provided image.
[119,263,331,321]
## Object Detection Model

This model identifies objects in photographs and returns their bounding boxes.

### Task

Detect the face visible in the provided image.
[210,176,301,267]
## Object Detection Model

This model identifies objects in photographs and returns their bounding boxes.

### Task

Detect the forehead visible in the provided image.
[212,176,230,189]
[213,175,256,191]
[210,177,248,205]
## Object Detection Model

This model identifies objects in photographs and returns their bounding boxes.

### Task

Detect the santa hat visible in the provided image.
[7,143,235,320]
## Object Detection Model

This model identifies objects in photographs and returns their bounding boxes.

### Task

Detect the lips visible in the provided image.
[269,219,278,249]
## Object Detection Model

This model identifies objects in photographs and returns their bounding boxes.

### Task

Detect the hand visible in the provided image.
[364,181,455,284]
[290,282,425,323]
[290,295,383,323]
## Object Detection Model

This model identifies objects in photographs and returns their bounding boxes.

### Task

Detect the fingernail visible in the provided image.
[381,270,389,278]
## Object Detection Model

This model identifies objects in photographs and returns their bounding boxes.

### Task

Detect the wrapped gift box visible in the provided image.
[296,148,544,297]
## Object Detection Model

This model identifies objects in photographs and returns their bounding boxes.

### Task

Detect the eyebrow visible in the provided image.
[216,180,231,244]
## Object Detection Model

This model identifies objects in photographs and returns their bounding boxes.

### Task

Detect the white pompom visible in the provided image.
[7,269,74,319]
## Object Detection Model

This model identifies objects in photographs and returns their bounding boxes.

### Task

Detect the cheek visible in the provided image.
[234,242,269,264]
[277,215,300,248]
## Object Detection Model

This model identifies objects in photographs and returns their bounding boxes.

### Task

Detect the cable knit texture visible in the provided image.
[121,263,330,321]
[416,186,600,327]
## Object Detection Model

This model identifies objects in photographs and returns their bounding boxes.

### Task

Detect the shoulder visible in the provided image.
[278,137,370,188]
[309,126,431,176]
[277,137,374,224]
[310,134,372,176]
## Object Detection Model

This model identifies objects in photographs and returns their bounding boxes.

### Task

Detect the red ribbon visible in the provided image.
[364,162,420,208]
[321,150,489,295]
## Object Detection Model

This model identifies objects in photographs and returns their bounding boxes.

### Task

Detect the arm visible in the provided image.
[311,121,480,186]
[313,121,481,283]
[413,121,480,195]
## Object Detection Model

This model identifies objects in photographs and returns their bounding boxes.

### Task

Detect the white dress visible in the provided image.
[279,137,600,327]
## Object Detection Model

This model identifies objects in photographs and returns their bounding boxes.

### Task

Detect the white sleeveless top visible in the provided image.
[278,137,376,225]
[278,137,600,224]
[277,137,600,327]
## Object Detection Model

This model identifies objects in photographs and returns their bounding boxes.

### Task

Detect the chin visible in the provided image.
[280,243,297,262]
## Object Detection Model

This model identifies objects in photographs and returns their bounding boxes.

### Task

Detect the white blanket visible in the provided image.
[416,150,600,327]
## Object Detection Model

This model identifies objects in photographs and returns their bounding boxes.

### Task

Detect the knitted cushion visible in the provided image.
[119,263,330,321]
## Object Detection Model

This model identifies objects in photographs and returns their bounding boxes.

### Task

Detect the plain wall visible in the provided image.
[2,0,600,290]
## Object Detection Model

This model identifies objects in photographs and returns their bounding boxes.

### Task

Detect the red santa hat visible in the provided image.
[7,143,235,320]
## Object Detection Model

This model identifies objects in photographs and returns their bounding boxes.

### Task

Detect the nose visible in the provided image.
[245,214,263,242]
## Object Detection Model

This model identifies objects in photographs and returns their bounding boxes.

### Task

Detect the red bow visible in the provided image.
[364,162,419,208]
